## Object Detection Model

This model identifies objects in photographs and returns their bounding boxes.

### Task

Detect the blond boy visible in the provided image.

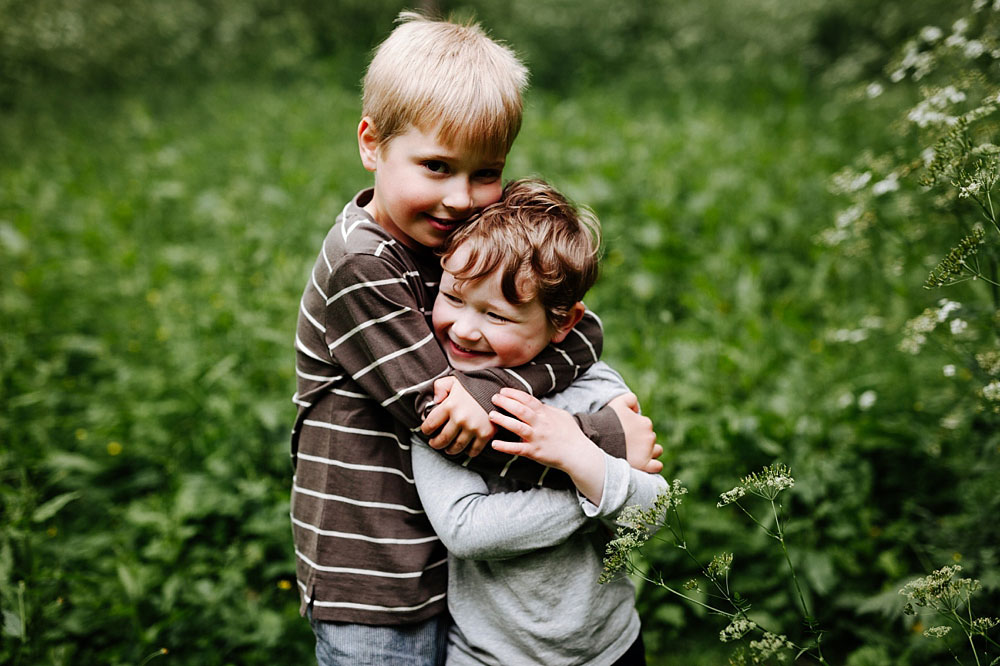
[289,13,657,666]
[412,179,665,665]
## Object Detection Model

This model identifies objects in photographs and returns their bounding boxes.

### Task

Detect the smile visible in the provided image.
[447,338,492,357]
[424,214,466,232]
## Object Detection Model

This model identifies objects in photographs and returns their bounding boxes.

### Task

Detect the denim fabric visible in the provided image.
[308,609,449,666]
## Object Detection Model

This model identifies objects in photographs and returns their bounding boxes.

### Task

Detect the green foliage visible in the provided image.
[1,0,999,664]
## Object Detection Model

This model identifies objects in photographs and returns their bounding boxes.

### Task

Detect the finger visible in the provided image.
[497,387,543,403]
[466,434,490,458]
[444,431,473,456]
[429,421,459,449]
[421,404,448,435]
[488,410,533,440]
[642,460,664,474]
[433,377,454,404]
[623,393,640,413]
[491,439,527,457]
[651,444,664,459]
[491,393,540,424]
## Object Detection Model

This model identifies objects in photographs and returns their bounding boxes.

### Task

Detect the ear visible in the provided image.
[550,302,587,343]
[358,117,380,172]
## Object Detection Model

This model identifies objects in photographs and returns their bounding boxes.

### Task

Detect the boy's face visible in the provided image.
[358,119,506,250]
[432,247,566,371]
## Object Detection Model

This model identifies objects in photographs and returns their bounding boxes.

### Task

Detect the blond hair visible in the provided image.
[362,11,528,157]
[441,179,601,329]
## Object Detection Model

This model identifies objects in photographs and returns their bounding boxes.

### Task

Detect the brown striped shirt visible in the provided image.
[291,189,624,625]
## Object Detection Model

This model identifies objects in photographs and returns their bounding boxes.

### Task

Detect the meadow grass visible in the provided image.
[1,59,995,664]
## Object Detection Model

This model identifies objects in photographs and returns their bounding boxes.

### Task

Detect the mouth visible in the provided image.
[423,214,467,233]
[446,338,492,359]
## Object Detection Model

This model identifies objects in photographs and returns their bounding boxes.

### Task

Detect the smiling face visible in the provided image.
[358,119,506,251]
[432,247,563,371]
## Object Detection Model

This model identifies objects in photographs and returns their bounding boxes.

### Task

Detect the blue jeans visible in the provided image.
[308,608,449,666]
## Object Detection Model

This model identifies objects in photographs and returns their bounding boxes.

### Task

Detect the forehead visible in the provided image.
[394,123,505,164]
[442,248,538,308]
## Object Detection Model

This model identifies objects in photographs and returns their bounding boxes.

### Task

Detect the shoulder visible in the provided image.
[540,362,628,413]
[319,191,438,291]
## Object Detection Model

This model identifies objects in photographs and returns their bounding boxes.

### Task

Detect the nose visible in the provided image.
[450,311,480,342]
[442,178,474,214]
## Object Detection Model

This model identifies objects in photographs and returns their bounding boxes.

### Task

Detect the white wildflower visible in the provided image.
[950,318,968,335]
[866,82,884,98]
[937,299,962,320]
[858,390,877,410]
[872,172,900,196]
[835,204,864,228]
[920,26,944,42]
[719,617,756,642]
[924,625,952,638]
[965,40,986,58]
[983,380,1000,402]
[718,486,746,507]
[943,364,956,377]
[837,392,855,409]
[959,180,981,198]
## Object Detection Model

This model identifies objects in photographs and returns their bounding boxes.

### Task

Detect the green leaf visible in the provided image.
[2,610,23,639]
[32,491,82,523]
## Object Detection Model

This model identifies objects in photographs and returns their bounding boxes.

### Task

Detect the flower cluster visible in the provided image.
[972,617,1000,634]
[719,617,757,643]
[747,632,794,661]
[708,552,734,580]
[924,625,952,638]
[600,480,687,583]
[899,299,964,354]
[717,486,746,507]
[741,463,795,501]
[924,225,987,288]
[899,564,981,613]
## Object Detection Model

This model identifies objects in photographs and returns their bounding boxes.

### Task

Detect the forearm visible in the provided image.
[412,439,589,560]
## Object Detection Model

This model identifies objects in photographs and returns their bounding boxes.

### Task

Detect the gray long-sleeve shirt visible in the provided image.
[412,362,667,665]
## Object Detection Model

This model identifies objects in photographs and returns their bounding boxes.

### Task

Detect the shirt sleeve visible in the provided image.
[411,437,590,560]
[324,252,625,487]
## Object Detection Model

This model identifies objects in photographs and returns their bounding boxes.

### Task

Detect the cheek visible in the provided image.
[431,301,450,335]
[477,182,503,208]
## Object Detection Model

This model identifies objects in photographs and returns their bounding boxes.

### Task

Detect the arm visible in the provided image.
[426,311,627,459]
[320,252,612,487]
[410,437,590,560]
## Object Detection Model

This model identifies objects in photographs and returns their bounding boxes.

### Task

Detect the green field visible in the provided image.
[2,2,999,664]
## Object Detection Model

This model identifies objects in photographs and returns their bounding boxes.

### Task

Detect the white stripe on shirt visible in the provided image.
[302,419,407,449]
[293,483,422,513]
[295,452,415,484]
[351,334,435,381]
[327,307,411,352]
[290,515,438,544]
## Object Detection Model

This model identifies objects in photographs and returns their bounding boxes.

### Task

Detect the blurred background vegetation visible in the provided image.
[2,0,998,664]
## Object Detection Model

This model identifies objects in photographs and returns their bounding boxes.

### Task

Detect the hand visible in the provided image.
[488,388,607,504]
[607,393,663,474]
[420,377,495,456]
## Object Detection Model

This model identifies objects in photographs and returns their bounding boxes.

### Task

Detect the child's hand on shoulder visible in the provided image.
[607,393,663,474]
[421,377,495,456]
